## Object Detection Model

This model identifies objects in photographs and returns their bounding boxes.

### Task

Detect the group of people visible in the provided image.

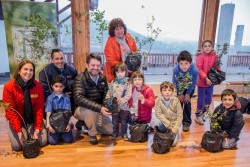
[3,18,244,152]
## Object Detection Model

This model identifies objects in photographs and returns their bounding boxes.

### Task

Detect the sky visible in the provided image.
[53,0,250,45]
[97,0,250,45]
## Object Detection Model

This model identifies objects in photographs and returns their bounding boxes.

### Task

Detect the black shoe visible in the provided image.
[183,124,190,132]
[89,135,98,145]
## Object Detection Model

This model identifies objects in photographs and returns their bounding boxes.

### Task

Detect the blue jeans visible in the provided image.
[48,130,73,145]
[196,86,214,116]
[112,110,129,136]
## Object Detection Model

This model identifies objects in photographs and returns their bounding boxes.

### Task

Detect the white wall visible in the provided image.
[0,20,10,73]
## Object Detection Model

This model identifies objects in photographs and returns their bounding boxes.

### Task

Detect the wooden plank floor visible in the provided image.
[0,96,250,167]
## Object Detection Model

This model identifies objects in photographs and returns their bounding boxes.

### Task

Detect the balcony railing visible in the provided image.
[64,52,250,69]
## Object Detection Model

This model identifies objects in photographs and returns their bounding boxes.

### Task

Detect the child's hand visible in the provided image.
[184,94,191,103]
[117,98,121,105]
[178,95,184,102]
[49,127,55,133]
[138,93,144,101]
[33,129,39,139]
[66,124,71,132]
[205,77,212,86]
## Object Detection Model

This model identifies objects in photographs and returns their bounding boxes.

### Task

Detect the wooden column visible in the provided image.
[198,0,220,49]
[71,0,90,72]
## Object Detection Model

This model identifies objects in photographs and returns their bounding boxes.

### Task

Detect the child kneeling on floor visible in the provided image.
[213,89,245,148]
[154,81,183,146]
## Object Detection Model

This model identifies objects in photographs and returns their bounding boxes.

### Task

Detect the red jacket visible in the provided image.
[3,79,44,133]
[128,84,155,123]
[103,33,137,82]
[196,52,219,87]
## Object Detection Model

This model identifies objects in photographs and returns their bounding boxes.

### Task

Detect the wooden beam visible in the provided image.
[198,0,220,49]
[71,0,90,72]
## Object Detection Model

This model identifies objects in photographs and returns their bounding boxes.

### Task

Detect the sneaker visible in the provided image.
[194,116,204,125]
[123,134,129,141]
[89,135,98,145]
[182,124,190,132]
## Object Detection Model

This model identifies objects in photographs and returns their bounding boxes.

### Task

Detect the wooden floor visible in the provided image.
[0,96,250,167]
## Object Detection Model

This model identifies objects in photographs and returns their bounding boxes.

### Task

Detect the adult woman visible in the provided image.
[3,60,47,151]
[103,18,137,83]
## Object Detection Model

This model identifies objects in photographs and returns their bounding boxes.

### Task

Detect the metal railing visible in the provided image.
[64,52,250,68]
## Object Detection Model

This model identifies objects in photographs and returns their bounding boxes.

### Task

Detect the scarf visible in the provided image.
[113,77,129,85]
[116,36,131,62]
[15,76,36,124]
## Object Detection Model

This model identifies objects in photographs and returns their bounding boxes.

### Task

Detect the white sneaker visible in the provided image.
[222,138,236,148]
[195,116,204,125]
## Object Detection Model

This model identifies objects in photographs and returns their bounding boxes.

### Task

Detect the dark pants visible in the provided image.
[181,89,195,126]
[196,86,214,116]
[112,110,129,136]
[48,130,73,145]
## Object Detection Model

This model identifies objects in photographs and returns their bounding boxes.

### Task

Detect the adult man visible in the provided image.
[39,49,77,110]
[73,53,112,145]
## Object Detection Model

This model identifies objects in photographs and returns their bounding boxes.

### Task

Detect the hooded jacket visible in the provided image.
[213,100,245,141]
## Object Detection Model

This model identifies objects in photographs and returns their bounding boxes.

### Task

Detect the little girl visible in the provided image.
[128,71,155,124]
[195,40,220,125]
[154,81,183,146]
[106,62,132,141]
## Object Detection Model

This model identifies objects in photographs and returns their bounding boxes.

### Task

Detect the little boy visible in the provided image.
[154,81,183,146]
[173,50,198,131]
[45,75,73,144]
[213,89,244,148]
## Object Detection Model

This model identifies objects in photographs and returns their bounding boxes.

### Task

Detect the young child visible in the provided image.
[154,81,183,146]
[128,71,155,124]
[106,63,132,141]
[195,40,219,125]
[45,75,73,144]
[213,89,244,148]
[173,50,198,131]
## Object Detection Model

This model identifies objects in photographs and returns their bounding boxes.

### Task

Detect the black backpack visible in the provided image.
[151,131,174,154]
[129,123,150,142]
[201,131,224,152]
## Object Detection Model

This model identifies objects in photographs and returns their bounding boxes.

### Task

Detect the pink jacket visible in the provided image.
[128,84,155,123]
[196,52,219,87]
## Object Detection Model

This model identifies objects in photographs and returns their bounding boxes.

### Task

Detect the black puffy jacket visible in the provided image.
[73,69,108,112]
[214,103,245,141]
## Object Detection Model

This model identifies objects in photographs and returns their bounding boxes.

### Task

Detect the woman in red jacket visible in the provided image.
[103,18,137,83]
[3,60,47,151]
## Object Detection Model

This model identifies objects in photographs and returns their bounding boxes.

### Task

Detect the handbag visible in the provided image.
[125,52,142,72]
[129,123,150,142]
[201,131,224,152]
[49,97,72,132]
[103,97,119,114]
[151,131,174,154]
[207,67,226,85]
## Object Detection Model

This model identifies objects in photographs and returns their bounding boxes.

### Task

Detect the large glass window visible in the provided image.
[98,0,202,83]
[215,0,250,79]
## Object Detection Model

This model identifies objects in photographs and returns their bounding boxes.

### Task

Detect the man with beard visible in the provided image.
[73,53,112,145]
[39,49,77,112]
